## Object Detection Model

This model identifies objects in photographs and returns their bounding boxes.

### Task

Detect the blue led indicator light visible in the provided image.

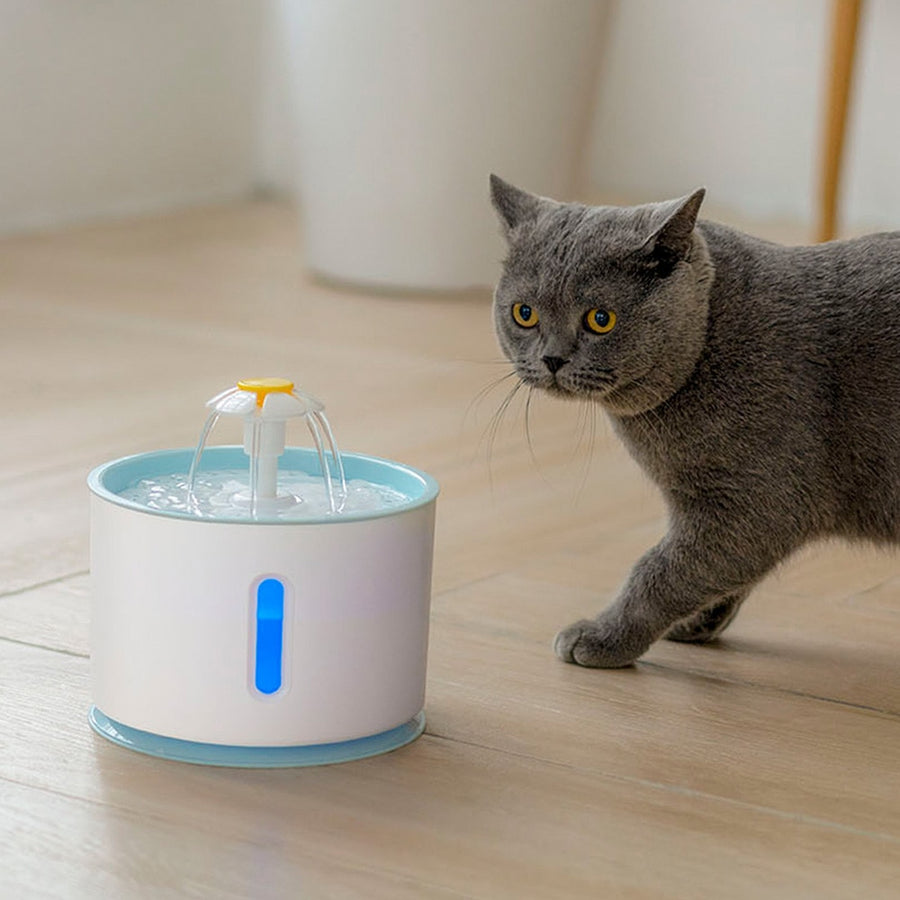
[254,578,284,694]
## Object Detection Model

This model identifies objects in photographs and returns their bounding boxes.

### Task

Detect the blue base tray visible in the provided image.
[88,706,425,768]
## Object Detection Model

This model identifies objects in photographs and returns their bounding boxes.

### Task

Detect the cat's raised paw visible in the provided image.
[553,619,637,669]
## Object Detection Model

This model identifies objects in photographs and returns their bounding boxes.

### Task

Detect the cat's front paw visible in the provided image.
[553,619,638,669]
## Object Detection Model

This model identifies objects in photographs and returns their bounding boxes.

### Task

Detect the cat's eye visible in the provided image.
[512,303,539,329]
[584,308,616,334]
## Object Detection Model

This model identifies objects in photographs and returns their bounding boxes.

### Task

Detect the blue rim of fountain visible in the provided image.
[87,446,439,525]
[88,706,426,767]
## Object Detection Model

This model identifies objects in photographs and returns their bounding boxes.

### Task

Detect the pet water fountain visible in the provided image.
[87,378,438,766]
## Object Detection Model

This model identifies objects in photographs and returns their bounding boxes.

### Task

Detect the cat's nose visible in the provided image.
[542,355,567,374]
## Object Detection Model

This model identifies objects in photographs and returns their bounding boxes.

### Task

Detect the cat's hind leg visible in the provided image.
[663,592,746,644]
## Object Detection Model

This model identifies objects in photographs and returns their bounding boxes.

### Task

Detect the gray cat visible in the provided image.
[489,174,900,668]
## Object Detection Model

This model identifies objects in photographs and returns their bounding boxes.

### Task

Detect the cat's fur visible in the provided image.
[489,174,900,667]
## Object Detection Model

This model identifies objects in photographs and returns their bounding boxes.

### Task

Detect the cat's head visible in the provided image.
[489,175,714,417]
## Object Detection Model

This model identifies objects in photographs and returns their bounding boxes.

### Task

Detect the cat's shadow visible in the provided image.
[645,633,900,716]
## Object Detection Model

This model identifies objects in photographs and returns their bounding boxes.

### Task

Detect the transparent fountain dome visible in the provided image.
[187,377,347,518]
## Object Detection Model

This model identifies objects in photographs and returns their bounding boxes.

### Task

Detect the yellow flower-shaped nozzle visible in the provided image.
[236,378,295,408]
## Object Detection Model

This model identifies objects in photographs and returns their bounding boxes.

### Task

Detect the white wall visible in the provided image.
[843,0,900,231]
[0,1,263,234]
[256,0,900,234]
[586,0,900,232]
[0,0,897,237]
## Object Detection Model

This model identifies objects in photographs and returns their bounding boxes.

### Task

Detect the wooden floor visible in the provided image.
[2,201,898,898]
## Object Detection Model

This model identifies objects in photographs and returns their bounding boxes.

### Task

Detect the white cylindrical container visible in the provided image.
[286,0,608,290]
[87,446,438,767]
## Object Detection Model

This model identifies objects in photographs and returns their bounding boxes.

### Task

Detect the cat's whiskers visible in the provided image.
[464,369,519,427]
[572,396,590,457]
[573,399,600,501]
[480,376,526,492]
[461,369,520,473]
[523,384,540,469]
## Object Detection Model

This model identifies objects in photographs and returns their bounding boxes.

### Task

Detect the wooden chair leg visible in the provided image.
[816,0,864,243]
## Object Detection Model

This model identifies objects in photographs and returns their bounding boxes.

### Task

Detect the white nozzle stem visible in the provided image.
[244,419,286,458]
[254,454,279,499]
[244,418,286,501]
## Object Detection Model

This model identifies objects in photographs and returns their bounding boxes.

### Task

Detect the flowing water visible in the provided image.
[186,389,348,516]
[125,381,373,519]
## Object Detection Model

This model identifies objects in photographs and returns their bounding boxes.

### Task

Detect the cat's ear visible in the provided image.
[640,188,706,273]
[490,174,543,237]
